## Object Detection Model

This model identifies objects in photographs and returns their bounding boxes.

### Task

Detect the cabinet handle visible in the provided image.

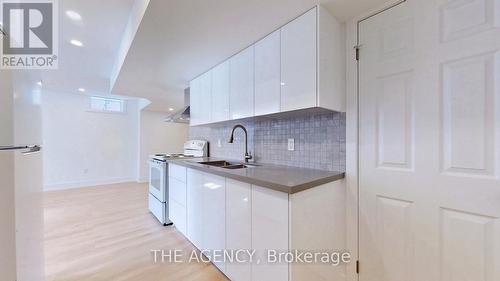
[0,145,42,155]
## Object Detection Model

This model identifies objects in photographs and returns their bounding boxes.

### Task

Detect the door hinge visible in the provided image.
[356,260,360,274]
[354,45,362,61]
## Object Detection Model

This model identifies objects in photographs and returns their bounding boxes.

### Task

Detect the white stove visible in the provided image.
[148,140,208,225]
[151,154,194,161]
[150,140,208,162]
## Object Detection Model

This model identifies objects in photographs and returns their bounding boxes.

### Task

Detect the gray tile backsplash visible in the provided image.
[189,111,346,172]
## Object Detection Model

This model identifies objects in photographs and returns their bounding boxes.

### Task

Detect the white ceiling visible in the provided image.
[38,0,135,97]
[29,0,390,112]
[112,0,389,112]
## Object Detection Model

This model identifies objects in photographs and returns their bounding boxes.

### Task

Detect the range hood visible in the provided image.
[165,88,190,124]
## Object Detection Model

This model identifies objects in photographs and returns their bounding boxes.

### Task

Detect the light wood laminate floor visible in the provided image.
[44,182,228,281]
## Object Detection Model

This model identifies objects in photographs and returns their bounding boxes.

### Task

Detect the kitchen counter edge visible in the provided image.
[167,159,345,194]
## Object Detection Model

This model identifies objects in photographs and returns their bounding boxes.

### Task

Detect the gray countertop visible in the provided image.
[167,157,344,194]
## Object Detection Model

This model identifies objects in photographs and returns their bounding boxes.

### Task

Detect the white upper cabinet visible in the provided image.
[189,5,344,126]
[211,61,230,122]
[254,30,281,116]
[280,6,345,113]
[229,47,255,120]
[190,71,212,126]
[316,6,345,112]
[189,77,202,126]
[198,71,212,124]
[280,8,317,112]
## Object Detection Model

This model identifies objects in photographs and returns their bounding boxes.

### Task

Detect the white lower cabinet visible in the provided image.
[214,178,290,281]
[169,164,187,236]
[169,164,187,182]
[169,199,187,235]
[187,169,204,249]
[202,172,226,272]
[225,179,252,281]
[186,169,289,281]
[251,185,289,281]
[184,167,345,281]
[169,177,186,206]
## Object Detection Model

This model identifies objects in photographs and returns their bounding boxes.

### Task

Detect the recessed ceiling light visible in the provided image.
[37,81,43,86]
[78,88,85,92]
[169,108,174,111]
[66,10,82,21]
[70,39,83,47]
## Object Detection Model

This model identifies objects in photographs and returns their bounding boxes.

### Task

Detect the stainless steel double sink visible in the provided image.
[198,160,258,170]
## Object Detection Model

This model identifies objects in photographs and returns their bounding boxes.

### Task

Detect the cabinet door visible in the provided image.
[202,173,226,272]
[169,177,186,208]
[280,7,317,112]
[252,185,289,281]
[189,77,202,126]
[169,199,187,236]
[211,61,230,122]
[186,169,203,248]
[230,47,255,119]
[198,71,212,124]
[169,164,186,183]
[225,179,252,281]
[254,30,281,116]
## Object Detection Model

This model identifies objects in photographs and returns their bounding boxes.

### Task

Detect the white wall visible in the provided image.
[42,91,188,190]
[138,110,188,182]
[42,91,140,190]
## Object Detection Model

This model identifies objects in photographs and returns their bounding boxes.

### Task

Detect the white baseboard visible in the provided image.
[44,177,136,192]
[137,177,149,184]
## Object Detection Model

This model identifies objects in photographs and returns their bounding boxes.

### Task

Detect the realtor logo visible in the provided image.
[1,0,58,69]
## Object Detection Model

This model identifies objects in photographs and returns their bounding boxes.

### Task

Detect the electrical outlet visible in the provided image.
[217,139,222,147]
[288,138,295,151]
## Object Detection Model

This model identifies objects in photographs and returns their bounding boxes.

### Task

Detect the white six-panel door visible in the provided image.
[359,0,500,280]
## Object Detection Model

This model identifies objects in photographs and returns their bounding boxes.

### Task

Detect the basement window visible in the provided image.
[88,96,125,113]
